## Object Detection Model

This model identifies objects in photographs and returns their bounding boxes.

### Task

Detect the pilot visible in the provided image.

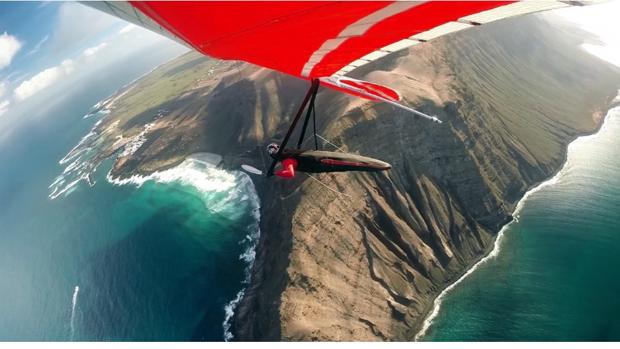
[267,143,298,179]
[267,143,280,156]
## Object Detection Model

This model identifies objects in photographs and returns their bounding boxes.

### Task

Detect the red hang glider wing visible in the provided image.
[85,1,603,101]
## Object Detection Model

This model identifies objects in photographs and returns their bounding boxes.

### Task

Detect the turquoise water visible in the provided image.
[0,51,258,341]
[423,106,620,341]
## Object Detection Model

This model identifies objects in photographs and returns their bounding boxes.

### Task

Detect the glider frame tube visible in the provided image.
[267,78,321,177]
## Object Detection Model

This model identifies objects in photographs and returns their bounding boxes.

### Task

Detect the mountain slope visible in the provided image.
[232,15,620,340]
[73,14,619,341]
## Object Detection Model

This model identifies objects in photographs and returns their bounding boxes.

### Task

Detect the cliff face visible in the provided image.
[232,16,620,340]
[79,14,619,341]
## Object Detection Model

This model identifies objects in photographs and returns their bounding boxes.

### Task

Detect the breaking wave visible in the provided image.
[106,154,233,192]
[105,154,261,342]
[83,109,110,119]
[222,176,260,342]
[50,121,154,200]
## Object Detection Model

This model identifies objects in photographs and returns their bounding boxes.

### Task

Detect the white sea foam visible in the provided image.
[70,285,79,340]
[60,131,96,165]
[414,105,619,341]
[118,123,153,158]
[52,121,153,200]
[105,153,262,342]
[106,155,235,193]
[222,289,245,342]
[82,109,109,119]
[51,140,94,200]
[49,175,65,189]
[50,177,84,200]
[222,174,261,342]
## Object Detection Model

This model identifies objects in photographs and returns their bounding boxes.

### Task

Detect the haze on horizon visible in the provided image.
[555,0,620,68]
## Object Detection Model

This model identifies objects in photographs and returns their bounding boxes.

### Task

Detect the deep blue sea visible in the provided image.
[0,47,258,341]
[421,104,620,341]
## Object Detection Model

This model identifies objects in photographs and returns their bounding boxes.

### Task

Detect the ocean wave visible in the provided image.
[70,285,79,340]
[221,173,261,342]
[222,289,245,342]
[414,106,619,341]
[51,140,96,200]
[49,176,85,200]
[106,154,235,192]
[60,131,96,165]
[105,153,262,342]
[82,109,110,119]
[52,120,151,200]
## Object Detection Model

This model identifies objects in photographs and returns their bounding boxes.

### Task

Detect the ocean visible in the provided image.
[0,48,258,341]
[420,104,620,341]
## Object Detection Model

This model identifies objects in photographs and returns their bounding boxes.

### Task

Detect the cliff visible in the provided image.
[231,16,620,340]
[74,14,620,341]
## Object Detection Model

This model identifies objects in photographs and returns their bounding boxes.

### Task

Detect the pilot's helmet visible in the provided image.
[267,143,280,155]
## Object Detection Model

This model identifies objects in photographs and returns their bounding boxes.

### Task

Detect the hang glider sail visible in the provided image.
[84,0,605,178]
[85,1,603,105]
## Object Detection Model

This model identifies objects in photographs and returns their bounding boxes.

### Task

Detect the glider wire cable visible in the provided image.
[312,103,318,150]
[304,173,352,199]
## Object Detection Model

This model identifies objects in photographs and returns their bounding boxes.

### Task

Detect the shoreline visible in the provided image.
[414,103,619,341]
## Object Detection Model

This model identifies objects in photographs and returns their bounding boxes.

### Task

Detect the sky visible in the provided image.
[555,0,620,68]
[0,1,618,139]
[0,1,187,143]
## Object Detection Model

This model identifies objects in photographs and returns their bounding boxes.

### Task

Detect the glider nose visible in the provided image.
[275,158,298,179]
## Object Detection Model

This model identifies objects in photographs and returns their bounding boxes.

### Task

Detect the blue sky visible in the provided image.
[0,1,186,131]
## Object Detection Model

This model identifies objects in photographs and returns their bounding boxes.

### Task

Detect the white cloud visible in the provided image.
[7,3,186,107]
[14,59,75,101]
[83,42,108,57]
[0,32,22,69]
[0,81,6,98]
[60,59,75,74]
[0,100,9,116]
[119,24,137,35]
